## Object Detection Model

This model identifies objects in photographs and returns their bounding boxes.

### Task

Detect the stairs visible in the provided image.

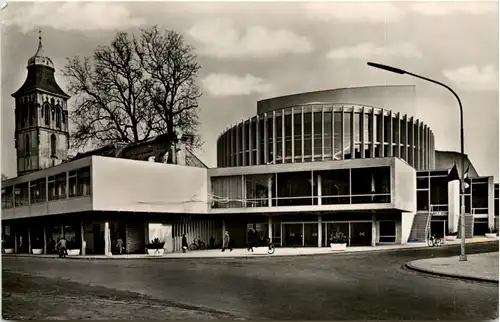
[408,212,431,242]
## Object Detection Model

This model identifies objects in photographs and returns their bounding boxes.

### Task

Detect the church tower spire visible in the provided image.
[11,30,71,176]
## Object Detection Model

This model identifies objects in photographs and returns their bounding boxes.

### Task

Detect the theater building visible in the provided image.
[1,38,497,255]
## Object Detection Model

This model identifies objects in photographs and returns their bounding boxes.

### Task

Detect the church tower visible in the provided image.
[11,31,71,176]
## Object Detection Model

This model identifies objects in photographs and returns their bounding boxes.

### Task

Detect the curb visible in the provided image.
[404,261,499,284]
[3,240,498,261]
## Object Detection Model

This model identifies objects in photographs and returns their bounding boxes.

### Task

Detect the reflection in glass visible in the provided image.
[245,174,269,207]
[333,112,342,160]
[313,111,322,157]
[324,112,332,158]
[294,111,302,160]
[285,114,292,162]
[303,108,312,160]
[320,169,350,205]
[344,112,351,158]
[276,171,313,206]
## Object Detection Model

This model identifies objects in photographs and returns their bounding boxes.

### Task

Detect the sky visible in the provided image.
[1,1,499,181]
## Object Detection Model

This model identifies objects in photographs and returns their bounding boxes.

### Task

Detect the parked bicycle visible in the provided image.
[258,237,275,255]
[189,238,206,251]
[427,234,443,247]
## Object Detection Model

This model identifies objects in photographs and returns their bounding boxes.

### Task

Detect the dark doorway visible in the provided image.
[350,222,372,246]
[430,220,446,238]
[473,221,489,236]
[92,224,104,255]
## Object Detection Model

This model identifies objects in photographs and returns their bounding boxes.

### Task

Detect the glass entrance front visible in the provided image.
[303,223,318,247]
[325,222,349,246]
[350,222,372,246]
[282,223,303,246]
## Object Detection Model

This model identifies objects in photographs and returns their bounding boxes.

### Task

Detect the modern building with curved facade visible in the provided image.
[2,54,497,257]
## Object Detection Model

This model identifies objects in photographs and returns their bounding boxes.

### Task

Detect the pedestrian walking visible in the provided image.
[116,237,124,255]
[221,230,232,252]
[247,228,256,252]
[182,233,188,253]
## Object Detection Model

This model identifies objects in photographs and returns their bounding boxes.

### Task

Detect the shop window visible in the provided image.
[379,221,396,243]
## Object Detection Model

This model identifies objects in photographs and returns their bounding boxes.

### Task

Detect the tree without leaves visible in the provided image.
[135,26,204,158]
[63,27,203,156]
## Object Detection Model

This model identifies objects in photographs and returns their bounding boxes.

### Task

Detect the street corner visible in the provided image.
[405,252,499,284]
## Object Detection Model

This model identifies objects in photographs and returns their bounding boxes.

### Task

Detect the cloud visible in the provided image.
[410,2,497,16]
[442,65,498,92]
[7,2,145,32]
[303,2,405,23]
[188,19,313,59]
[202,73,274,96]
[326,42,422,60]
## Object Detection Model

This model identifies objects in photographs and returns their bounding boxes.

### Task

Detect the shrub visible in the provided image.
[330,232,349,244]
[146,238,165,249]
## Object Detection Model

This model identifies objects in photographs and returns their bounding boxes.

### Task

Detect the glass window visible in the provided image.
[267,116,273,163]
[293,111,302,160]
[379,221,396,243]
[1,186,13,209]
[285,114,292,162]
[417,190,429,211]
[343,112,351,158]
[333,112,342,160]
[472,183,489,209]
[324,112,332,158]
[430,176,448,206]
[495,199,499,216]
[77,167,91,196]
[277,171,313,206]
[392,116,398,144]
[319,169,350,205]
[351,167,391,203]
[276,114,283,162]
[313,111,322,156]
[384,115,390,144]
[417,177,429,189]
[245,174,269,207]
[354,113,361,142]
[303,109,312,160]
[30,178,46,204]
[211,176,244,209]
[259,118,265,165]
[366,114,372,143]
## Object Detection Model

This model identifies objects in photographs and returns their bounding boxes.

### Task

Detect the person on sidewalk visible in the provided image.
[209,236,215,249]
[182,233,188,253]
[116,238,124,255]
[222,230,232,252]
[247,228,256,252]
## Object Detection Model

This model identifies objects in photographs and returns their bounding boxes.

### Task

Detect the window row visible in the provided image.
[211,167,391,209]
[217,105,434,171]
[1,167,91,209]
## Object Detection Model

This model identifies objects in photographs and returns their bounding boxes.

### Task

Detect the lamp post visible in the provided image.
[367,62,467,261]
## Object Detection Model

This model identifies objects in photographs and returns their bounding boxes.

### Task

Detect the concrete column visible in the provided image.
[81,221,86,256]
[488,176,495,229]
[104,221,111,256]
[268,174,273,207]
[28,227,31,254]
[371,213,377,247]
[268,217,273,240]
[14,231,17,253]
[317,174,322,206]
[448,180,460,233]
[43,226,47,254]
[318,215,323,247]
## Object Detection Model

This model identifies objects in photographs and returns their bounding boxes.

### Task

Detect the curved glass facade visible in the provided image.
[217,104,435,170]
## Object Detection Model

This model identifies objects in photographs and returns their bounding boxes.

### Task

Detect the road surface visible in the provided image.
[3,242,498,320]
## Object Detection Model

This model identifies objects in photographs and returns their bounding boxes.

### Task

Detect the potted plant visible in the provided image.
[445,230,458,241]
[3,239,14,254]
[329,232,348,251]
[31,238,44,254]
[146,238,165,256]
[66,240,81,256]
[485,227,498,239]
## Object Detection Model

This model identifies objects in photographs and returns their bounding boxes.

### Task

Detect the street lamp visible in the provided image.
[367,62,467,261]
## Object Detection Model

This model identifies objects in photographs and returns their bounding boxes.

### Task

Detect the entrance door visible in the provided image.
[282,224,303,247]
[303,223,318,247]
[350,222,372,246]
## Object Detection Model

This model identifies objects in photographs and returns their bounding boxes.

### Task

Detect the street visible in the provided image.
[3,243,499,320]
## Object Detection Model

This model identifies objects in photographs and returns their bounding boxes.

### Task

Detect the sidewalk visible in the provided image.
[406,252,499,283]
[3,237,497,260]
